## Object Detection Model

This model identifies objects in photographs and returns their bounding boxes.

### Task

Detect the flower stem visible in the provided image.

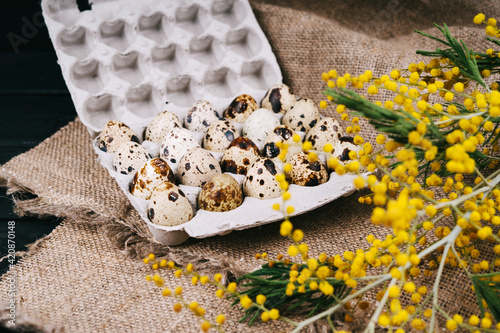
[428,225,462,333]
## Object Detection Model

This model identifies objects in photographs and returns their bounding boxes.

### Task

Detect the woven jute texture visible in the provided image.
[1,1,500,332]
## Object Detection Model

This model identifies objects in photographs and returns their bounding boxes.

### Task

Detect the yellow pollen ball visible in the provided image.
[388,285,400,298]
[256,294,266,305]
[201,321,211,332]
[323,143,333,153]
[227,282,237,293]
[292,229,304,242]
[240,295,252,309]
[446,319,458,331]
[481,317,492,328]
[368,85,378,95]
[188,301,199,310]
[288,245,298,257]
[354,177,365,188]
[269,309,280,320]
[283,191,291,200]
[216,314,226,325]
[474,13,486,24]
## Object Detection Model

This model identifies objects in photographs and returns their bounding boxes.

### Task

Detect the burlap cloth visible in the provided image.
[1,1,499,332]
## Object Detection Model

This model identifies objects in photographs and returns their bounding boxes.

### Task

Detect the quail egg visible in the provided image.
[98,120,139,153]
[221,137,261,175]
[130,158,176,200]
[198,174,243,212]
[203,119,240,152]
[282,98,321,133]
[286,151,329,186]
[261,83,296,114]
[144,110,182,143]
[177,148,222,187]
[147,182,193,227]
[330,137,363,169]
[184,100,220,132]
[223,94,258,123]
[160,128,200,165]
[112,141,152,175]
[243,158,283,199]
[305,117,343,152]
[263,125,301,162]
[242,108,281,145]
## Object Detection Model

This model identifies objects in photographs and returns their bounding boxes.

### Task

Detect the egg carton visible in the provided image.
[42,0,364,246]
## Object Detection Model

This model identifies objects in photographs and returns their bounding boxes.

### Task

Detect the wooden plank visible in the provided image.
[0,52,69,93]
[0,96,76,148]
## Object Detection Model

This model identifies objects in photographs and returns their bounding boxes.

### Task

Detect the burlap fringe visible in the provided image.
[0,169,249,280]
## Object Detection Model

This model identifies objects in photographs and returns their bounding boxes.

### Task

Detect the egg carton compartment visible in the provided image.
[175,3,211,36]
[150,44,188,76]
[225,27,261,58]
[98,19,136,53]
[203,67,241,98]
[188,35,225,67]
[80,93,124,130]
[137,12,173,44]
[57,26,96,60]
[240,59,281,91]
[211,0,248,28]
[70,59,110,94]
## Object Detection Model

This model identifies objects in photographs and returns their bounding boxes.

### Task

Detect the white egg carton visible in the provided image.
[42,0,363,246]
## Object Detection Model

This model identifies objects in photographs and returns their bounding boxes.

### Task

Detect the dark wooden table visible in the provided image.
[0,1,79,274]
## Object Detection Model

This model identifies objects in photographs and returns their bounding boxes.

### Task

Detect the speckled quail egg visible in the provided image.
[261,83,296,114]
[305,117,343,152]
[177,148,222,187]
[242,108,281,145]
[221,137,261,175]
[282,98,321,133]
[160,128,200,165]
[263,125,301,162]
[144,111,182,143]
[330,137,363,169]
[112,141,152,175]
[243,158,282,199]
[198,174,243,212]
[147,182,193,227]
[203,119,240,152]
[286,151,329,186]
[98,120,139,153]
[130,158,176,200]
[223,94,258,123]
[184,100,220,132]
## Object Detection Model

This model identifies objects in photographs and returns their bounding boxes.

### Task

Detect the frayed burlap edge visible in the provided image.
[0,301,61,333]
[0,167,250,282]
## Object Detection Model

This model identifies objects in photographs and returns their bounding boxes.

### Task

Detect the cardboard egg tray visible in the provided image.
[42,0,362,245]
